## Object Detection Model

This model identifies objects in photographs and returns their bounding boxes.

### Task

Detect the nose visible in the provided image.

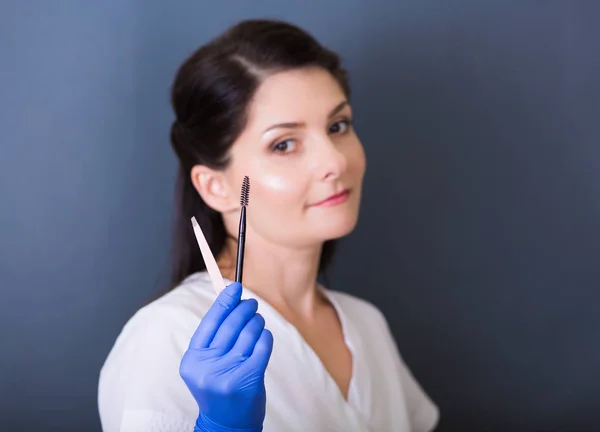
[314,136,348,182]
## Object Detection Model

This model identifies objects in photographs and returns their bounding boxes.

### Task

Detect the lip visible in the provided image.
[311,189,351,207]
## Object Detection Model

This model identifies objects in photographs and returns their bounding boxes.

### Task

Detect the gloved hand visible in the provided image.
[180,282,274,432]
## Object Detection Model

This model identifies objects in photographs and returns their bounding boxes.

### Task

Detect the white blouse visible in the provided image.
[98,272,439,431]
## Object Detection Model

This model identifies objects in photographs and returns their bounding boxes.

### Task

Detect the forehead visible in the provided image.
[245,67,347,129]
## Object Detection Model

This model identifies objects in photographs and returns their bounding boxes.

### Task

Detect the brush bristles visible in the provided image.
[240,176,250,207]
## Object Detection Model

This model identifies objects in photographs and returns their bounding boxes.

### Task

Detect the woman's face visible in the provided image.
[224,66,366,249]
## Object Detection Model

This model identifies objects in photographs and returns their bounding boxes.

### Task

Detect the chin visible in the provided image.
[316,213,360,241]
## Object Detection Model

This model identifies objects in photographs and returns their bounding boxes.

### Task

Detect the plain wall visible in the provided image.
[1,1,599,430]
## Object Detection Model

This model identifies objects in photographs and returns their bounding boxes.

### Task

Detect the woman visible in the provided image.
[98,19,439,432]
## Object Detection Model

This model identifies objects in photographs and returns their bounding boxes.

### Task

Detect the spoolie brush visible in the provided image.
[235,176,249,283]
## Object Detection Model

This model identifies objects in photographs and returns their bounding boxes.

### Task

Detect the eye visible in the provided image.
[329,119,351,135]
[270,139,297,153]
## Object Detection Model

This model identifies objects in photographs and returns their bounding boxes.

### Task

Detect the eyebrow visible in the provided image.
[263,100,349,134]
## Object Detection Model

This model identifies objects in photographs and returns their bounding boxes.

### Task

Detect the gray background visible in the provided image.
[1,1,599,431]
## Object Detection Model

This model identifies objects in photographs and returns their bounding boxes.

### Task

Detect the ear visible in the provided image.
[190,165,238,213]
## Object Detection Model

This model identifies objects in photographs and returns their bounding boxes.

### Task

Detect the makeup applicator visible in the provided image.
[235,176,249,283]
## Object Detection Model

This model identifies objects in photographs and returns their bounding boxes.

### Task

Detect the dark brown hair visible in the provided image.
[168,19,351,289]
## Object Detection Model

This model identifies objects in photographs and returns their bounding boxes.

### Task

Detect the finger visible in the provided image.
[228,313,266,359]
[209,298,258,352]
[239,328,274,374]
[188,282,242,350]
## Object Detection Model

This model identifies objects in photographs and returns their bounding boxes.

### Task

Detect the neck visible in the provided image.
[217,235,327,320]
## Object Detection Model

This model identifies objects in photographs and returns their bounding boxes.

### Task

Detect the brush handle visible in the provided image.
[235,206,246,283]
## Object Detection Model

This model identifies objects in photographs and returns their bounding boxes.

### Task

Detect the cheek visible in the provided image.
[257,171,293,191]
[251,164,307,207]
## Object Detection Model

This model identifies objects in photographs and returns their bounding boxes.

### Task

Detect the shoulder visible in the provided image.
[105,272,217,351]
[323,288,397,352]
[148,271,220,319]
[101,271,217,367]
[323,288,397,357]
[324,288,389,329]
[98,272,216,432]
[325,288,440,432]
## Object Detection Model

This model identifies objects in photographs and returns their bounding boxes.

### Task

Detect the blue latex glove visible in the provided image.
[180,282,274,432]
